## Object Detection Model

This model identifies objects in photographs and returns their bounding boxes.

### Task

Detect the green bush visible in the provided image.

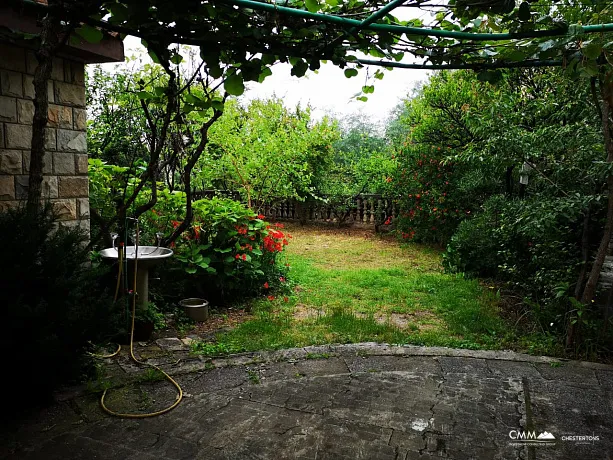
[442,195,507,277]
[0,206,119,408]
[444,195,593,332]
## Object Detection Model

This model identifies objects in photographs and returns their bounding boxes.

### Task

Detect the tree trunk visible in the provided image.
[581,79,613,306]
[574,206,591,300]
[505,165,514,197]
[27,11,60,215]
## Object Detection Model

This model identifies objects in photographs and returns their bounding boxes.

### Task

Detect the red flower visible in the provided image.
[241,254,247,261]
[279,277,285,282]
[267,295,275,301]
[384,216,392,225]
[283,296,289,302]
[235,254,240,260]
[257,214,265,219]
[264,282,269,289]
[172,220,180,228]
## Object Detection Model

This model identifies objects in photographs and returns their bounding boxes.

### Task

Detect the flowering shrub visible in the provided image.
[390,144,490,245]
[143,197,291,304]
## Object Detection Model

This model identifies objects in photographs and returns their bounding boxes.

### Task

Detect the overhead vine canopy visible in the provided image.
[15,0,613,88]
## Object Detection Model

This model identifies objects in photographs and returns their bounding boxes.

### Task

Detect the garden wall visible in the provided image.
[0,42,89,229]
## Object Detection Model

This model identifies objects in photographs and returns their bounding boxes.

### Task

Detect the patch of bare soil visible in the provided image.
[154,308,253,340]
[374,311,442,331]
[293,304,325,321]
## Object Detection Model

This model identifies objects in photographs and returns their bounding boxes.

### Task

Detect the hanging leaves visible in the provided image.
[224,73,245,96]
[75,25,103,43]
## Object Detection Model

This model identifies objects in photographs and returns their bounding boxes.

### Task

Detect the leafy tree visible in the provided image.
[203,98,339,208]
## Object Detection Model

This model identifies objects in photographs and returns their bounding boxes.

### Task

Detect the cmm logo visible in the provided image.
[510,431,538,440]
[509,431,556,442]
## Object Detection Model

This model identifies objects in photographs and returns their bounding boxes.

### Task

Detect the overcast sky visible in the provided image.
[100,5,433,127]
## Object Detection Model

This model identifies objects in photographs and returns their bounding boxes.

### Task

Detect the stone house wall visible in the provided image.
[0,42,89,231]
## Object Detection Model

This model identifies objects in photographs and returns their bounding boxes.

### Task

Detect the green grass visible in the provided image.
[192,226,513,357]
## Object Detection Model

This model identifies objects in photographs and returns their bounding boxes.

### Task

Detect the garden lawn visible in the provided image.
[193,225,510,356]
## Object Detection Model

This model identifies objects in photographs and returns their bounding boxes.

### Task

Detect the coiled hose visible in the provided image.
[97,231,183,418]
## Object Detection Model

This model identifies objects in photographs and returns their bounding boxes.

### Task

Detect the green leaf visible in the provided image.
[505,50,527,61]
[362,85,375,94]
[258,66,273,83]
[148,49,160,64]
[170,53,183,65]
[305,0,320,12]
[75,25,103,44]
[582,43,602,60]
[518,2,531,21]
[224,74,245,96]
[291,59,309,77]
[344,68,358,78]
[136,91,154,100]
[211,100,225,112]
[185,267,197,274]
[356,96,368,102]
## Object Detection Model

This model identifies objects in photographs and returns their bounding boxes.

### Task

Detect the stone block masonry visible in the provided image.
[0,43,88,229]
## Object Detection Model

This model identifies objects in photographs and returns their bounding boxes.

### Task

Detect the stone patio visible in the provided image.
[3,343,612,459]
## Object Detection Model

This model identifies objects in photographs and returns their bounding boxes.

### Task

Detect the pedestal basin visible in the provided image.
[100,246,173,308]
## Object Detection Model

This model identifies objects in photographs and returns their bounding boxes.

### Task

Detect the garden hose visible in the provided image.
[99,225,183,418]
[88,246,124,360]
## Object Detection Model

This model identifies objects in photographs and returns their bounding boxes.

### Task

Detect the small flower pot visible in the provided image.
[180,298,210,322]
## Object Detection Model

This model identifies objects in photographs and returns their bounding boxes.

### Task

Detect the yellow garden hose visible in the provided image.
[99,227,183,418]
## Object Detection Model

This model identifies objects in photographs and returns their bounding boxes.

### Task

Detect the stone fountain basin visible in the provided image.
[100,246,173,266]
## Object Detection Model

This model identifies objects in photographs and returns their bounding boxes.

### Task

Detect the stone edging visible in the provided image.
[172,342,613,375]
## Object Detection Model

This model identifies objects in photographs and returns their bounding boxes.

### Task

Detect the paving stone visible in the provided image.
[8,345,613,460]
[156,337,186,352]
[535,362,599,386]
[345,355,441,374]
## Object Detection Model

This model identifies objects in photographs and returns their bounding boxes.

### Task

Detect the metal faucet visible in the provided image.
[110,218,164,256]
